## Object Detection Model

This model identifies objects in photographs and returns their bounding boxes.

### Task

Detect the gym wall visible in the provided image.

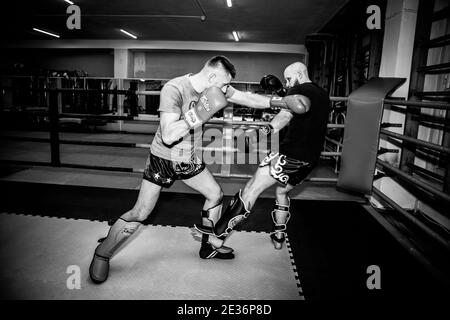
[0,49,115,77]
[0,48,305,82]
[134,50,306,82]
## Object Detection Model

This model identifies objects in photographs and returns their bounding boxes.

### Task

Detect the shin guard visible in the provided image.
[198,201,234,259]
[270,199,291,249]
[89,218,141,283]
[270,198,291,250]
[194,190,250,241]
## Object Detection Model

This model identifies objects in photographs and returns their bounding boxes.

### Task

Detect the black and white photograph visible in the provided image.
[0,0,449,313]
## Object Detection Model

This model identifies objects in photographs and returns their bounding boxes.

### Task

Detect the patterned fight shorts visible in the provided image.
[143,152,205,188]
[259,151,313,186]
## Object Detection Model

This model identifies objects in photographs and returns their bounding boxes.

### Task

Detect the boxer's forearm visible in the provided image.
[269,109,293,133]
[161,119,190,145]
[228,89,270,109]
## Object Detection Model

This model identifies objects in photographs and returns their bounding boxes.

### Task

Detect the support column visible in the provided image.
[373,0,420,209]
[114,49,133,79]
[113,49,133,128]
[134,51,147,109]
[378,0,419,165]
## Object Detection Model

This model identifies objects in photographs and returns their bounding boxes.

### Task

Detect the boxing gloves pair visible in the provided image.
[183,79,309,130]
[261,74,310,115]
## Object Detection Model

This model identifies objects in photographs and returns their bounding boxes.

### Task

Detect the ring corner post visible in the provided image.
[336,77,406,195]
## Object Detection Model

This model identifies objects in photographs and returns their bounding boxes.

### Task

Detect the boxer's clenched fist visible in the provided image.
[183,86,228,128]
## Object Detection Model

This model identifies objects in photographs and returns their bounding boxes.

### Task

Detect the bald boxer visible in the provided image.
[89,56,307,283]
[194,62,331,251]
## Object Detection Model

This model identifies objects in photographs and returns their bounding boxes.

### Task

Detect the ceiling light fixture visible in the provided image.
[64,0,74,5]
[232,31,239,42]
[33,28,60,38]
[120,29,138,39]
[226,0,232,7]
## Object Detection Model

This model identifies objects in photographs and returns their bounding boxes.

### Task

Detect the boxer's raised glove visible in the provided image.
[270,95,310,114]
[260,74,287,97]
[183,86,228,129]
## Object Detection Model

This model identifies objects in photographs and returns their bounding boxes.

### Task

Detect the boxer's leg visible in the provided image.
[194,189,250,248]
[89,179,162,283]
[271,184,294,249]
[241,165,278,209]
[198,201,235,259]
[181,166,234,259]
[267,154,311,249]
[195,165,277,248]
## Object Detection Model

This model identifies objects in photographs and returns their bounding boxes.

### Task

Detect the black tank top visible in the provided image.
[279,83,331,164]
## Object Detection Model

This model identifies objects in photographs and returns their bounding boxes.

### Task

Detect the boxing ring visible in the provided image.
[1,77,449,299]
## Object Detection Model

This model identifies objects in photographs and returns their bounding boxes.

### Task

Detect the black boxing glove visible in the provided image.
[260,74,287,97]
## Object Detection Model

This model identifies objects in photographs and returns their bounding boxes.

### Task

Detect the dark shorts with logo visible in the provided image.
[259,151,313,186]
[143,152,205,188]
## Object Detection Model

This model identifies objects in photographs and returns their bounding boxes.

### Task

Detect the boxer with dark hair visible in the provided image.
[194,62,331,251]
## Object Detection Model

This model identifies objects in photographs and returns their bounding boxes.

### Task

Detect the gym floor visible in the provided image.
[0,175,446,301]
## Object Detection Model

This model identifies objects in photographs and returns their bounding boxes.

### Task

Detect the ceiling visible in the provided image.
[1,0,349,44]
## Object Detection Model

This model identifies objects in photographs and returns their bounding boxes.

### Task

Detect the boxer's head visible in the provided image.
[283,62,310,88]
[202,55,236,93]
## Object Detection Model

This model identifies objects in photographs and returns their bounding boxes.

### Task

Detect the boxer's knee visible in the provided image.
[275,187,289,201]
[275,186,287,196]
[207,186,223,206]
[275,185,293,205]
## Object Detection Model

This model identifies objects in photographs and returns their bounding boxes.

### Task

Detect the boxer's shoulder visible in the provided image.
[286,84,303,96]
[162,74,193,98]
[165,74,191,89]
